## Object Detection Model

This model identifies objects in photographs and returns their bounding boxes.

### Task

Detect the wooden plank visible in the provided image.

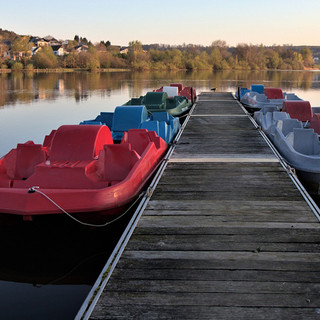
[146,199,311,212]
[117,254,320,272]
[134,226,320,238]
[126,235,320,252]
[105,279,320,294]
[90,306,320,320]
[151,191,304,201]
[142,210,316,223]
[94,291,320,308]
[111,267,320,283]
[198,92,234,100]
[135,216,319,230]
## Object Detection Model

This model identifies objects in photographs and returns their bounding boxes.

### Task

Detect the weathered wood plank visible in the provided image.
[105,279,320,294]
[151,191,303,201]
[142,210,315,223]
[117,255,320,272]
[126,234,320,252]
[111,267,320,283]
[95,291,320,308]
[90,306,320,320]
[122,250,320,263]
[135,216,320,230]
[146,199,311,211]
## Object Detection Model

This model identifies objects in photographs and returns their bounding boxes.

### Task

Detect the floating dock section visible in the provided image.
[87,92,320,319]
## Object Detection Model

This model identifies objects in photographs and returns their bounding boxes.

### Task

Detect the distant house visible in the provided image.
[119,47,128,54]
[119,47,147,54]
[32,46,42,55]
[2,49,10,59]
[7,49,32,61]
[51,45,65,56]
[74,44,89,53]
[30,37,50,47]
[0,41,10,58]
[44,35,61,46]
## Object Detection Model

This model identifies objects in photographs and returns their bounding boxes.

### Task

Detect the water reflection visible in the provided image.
[1,70,320,108]
[0,213,132,320]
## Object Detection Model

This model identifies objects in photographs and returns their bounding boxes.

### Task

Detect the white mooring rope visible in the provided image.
[28,186,146,228]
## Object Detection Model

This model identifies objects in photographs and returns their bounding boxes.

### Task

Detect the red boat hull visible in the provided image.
[0,126,167,220]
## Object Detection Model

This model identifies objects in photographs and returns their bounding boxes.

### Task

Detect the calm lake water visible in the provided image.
[1,70,320,319]
[1,70,320,157]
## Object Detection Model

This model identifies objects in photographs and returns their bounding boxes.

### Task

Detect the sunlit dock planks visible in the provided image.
[90,92,320,319]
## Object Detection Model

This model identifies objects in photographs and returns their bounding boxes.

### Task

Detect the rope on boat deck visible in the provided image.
[28,186,148,228]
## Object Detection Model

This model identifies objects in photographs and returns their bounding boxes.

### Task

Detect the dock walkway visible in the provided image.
[90,92,320,319]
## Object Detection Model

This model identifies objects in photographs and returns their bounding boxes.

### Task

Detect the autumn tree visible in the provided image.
[86,45,100,70]
[11,36,32,65]
[266,49,282,69]
[32,46,58,68]
[128,40,150,70]
[301,47,314,68]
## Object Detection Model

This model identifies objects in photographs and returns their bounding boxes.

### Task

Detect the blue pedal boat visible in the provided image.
[81,105,181,144]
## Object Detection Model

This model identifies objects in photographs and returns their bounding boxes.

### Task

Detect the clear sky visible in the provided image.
[1,0,319,47]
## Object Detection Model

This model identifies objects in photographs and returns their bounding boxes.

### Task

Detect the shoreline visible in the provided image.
[0,67,319,74]
[0,68,132,74]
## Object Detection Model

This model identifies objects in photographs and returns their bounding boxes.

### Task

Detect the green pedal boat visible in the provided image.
[124,91,192,117]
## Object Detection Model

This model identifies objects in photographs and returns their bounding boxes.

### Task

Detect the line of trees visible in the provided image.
[0,31,317,71]
[126,40,316,71]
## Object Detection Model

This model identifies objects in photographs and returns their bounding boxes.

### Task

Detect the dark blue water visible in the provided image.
[0,214,131,319]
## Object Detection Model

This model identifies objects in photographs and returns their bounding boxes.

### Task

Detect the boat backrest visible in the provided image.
[94,112,113,128]
[239,88,250,98]
[42,129,57,156]
[312,107,320,114]
[273,111,290,122]
[282,101,312,122]
[98,143,140,181]
[260,106,279,115]
[162,86,178,97]
[251,84,264,94]
[153,87,163,93]
[152,112,170,123]
[291,128,320,155]
[139,120,161,139]
[277,119,303,136]
[144,92,168,108]
[126,97,145,105]
[310,113,320,135]
[50,125,113,162]
[170,116,181,134]
[170,83,183,93]
[263,88,284,99]
[111,106,148,132]
[285,93,301,101]
[159,121,172,144]
[125,129,153,156]
[80,120,103,125]
[180,87,195,102]
[4,141,46,180]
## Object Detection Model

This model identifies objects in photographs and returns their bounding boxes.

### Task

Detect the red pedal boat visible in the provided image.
[154,83,196,103]
[0,125,167,221]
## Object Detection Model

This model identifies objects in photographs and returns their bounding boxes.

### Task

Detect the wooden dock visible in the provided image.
[89,92,320,319]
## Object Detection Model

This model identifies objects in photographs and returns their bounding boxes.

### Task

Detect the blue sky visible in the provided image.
[1,0,319,46]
